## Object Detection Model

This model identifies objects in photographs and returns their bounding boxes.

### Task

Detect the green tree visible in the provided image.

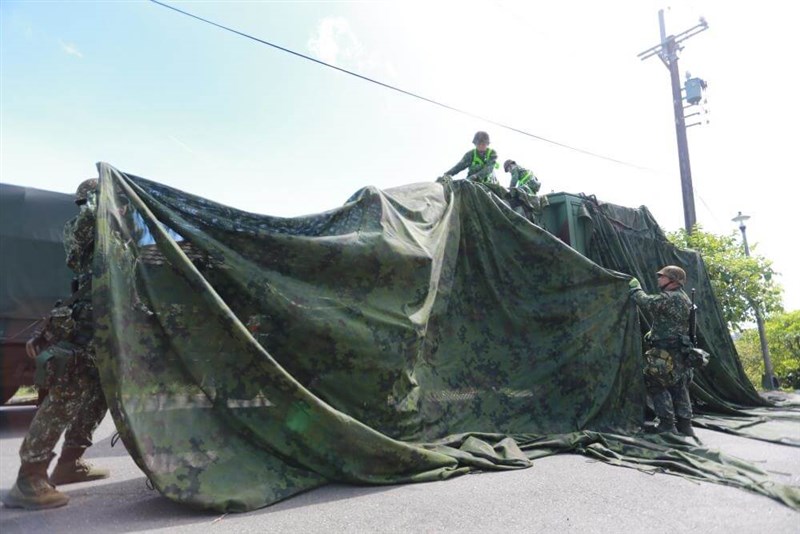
[667,226,784,331]
[735,310,800,389]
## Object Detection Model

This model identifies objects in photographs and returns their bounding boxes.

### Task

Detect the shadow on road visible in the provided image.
[1,474,408,533]
[2,477,214,533]
[0,406,37,438]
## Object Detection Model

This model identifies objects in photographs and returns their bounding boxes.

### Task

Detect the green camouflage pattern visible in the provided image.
[445,148,498,184]
[90,163,800,512]
[21,351,107,463]
[508,165,541,195]
[64,205,96,275]
[649,370,693,422]
[632,286,694,421]
[581,200,769,414]
[631,287,691,344]
[643,347,676,388]
[20,200,107,464]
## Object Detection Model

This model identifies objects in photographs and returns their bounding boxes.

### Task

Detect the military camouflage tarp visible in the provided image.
[93,163,799,512]
[579,200,800,445]
[582,200,766,411]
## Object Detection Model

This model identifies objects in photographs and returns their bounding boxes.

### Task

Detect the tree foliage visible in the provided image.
[667,226,783,331]
[735,310,800,389]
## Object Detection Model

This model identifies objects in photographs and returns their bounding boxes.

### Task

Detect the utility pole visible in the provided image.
[638,10,709,234]
[732,211,776,390]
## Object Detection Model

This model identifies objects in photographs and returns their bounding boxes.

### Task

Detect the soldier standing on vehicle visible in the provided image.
[3,179,110,510]
[628,265,697,438]
[504,160,540,196]
[503,159,543,221]
[439,131,499,185]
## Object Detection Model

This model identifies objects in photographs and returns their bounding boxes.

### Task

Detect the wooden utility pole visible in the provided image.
[638,10,708,233]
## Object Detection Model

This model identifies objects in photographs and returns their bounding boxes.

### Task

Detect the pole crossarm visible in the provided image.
[637,11,709,233]
[637,19,709,64]
[671,19,709,46]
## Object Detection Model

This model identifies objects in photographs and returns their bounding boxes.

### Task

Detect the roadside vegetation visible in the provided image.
[735,310,800,390]
[668,226,797,390]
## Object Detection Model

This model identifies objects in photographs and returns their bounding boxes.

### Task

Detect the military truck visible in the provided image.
[0,183,76,404]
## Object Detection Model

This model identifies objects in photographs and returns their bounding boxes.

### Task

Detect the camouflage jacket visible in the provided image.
[509,165,541,195]
[446,148,499,184]
[631,287,691,346]
[65,206,96,276]
[40,207,96,350]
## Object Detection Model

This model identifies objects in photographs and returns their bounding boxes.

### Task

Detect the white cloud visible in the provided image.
[307,16,397,84]
[59,40,83,58]
[307,17,361,67]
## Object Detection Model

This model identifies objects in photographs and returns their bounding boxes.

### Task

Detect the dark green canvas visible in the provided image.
[91,163,799,512]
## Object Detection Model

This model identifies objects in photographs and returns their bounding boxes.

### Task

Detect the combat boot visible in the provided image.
[676,417,697,438]
[654,418,678,434]
[3,460,69,510]
[50,447,110,486]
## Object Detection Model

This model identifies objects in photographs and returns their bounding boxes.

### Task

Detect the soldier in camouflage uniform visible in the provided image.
[628,265,696,437]
[504,159,540,196]
[503,159,543,222]
[3,179,110,510]
[440,131,499,185]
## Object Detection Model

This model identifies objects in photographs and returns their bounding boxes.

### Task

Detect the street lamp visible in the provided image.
[732,211,776,390]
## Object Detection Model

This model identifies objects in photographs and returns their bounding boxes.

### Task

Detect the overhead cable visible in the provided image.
[150,0,648,170]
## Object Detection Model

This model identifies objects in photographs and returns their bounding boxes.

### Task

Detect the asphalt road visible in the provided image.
[1,404,798,533]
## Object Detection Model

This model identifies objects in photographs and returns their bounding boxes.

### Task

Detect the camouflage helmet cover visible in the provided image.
[656,265,687,286]
[75,178,98,204]
[472,131,490,145]
[503,159,516,172]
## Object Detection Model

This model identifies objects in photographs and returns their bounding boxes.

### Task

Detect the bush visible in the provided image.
[734,310,800,390]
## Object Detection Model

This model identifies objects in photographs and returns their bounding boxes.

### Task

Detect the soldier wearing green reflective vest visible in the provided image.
[502,159,542,222]
[503,160,540,195]
[441,131,499,184]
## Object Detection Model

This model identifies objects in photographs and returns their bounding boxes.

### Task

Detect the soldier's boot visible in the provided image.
[50,447,110,486]
[654,418,678,434]
[3,460,69,510]
[676,417,697,438]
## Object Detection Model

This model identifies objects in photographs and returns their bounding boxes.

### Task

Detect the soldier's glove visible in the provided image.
[629,278,642,291]
[436,174,452,185]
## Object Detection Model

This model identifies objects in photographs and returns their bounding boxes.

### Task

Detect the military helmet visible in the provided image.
[75,178,98,205]
[503,159,516,172]
[472,131,490,145]
[656,265,687,286]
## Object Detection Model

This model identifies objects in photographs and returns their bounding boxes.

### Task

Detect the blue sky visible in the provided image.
[2,0,798,310]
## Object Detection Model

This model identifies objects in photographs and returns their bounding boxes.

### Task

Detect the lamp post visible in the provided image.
[732,211,775,390]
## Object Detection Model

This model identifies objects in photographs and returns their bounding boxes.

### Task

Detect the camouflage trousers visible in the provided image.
[647,365,693,423]
[20,348,108,464]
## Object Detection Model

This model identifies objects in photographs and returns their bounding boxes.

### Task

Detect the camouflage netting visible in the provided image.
[92,163,799,512]
[581,200,800,445]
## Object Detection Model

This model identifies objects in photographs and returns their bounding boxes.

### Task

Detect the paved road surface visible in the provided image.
[1,404,797,533]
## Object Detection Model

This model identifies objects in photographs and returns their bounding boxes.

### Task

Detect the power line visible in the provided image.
[150,0,649,170]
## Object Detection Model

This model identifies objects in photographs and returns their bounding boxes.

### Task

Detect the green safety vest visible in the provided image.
[470,148,499,183]
[516,171,533,187]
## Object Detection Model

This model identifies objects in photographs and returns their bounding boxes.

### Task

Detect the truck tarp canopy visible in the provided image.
[93,163,799,512]
[0,184,76,322]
